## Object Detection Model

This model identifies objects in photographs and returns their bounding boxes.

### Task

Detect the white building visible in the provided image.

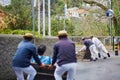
[67,7,80,18]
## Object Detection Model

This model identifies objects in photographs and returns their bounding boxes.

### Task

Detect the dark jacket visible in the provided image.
[12,40,41,67]
[52,37,77,66]
[84,39,93,48]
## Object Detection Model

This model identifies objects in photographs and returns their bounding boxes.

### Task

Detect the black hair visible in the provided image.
[23,36,33,41]
[37,44,46,55]
[58,35,67,39]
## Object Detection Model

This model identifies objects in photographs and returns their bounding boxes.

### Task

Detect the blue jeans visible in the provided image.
[54,63,77,80]
[13,65,37,80]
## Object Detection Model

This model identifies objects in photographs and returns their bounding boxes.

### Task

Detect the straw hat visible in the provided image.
[23,33,34,38]
[58,30,68,36]
[81,37,85,40]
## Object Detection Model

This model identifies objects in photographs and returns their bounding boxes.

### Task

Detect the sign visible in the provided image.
[106,9,114,18]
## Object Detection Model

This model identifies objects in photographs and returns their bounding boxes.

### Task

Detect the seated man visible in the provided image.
[32,44,67,80]
[31,44,52,65]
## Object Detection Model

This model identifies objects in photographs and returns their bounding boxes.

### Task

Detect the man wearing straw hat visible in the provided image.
[12,33,46,80]
[49,30,77,80]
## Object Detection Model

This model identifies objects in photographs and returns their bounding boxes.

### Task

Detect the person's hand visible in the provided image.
[40,63,46,69]
[78,50,82,52]
[48,64,53,70]
[76,51,78,54]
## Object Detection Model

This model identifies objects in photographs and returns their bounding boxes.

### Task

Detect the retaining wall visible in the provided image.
[0,34,116,79]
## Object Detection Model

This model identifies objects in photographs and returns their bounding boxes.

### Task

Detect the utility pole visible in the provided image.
[43,0,45,37]
[110,0,113,50]
[106,0,113,50]
[38,0,40,36]
[64,3,67,30]
[48,0,51,36]
[32,0,36,43]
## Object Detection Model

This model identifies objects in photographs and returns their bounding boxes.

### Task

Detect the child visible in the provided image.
[31,44,52,65]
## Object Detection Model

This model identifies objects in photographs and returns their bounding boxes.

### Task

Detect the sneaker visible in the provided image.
[103,57,107,59]
[93,58,98,61]
[90,58,93,61]
[107,53,110,57]
[98,53,101,58]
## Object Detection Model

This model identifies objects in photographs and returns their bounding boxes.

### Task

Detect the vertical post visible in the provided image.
[32,0,36,43]
[110,18,112,46]
[110,0,112,9]
[48,0,51,36]
[38,0,41,36]
[114,43,119,56]
[110,0,113,50]
[43,0,45,37]
[64,3,67,30]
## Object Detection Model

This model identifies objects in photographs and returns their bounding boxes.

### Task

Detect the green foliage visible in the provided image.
[1,0,120,36]
[3,0,32,30]
[51,0,64,15]
[113,0,119,17]
[112,0,120,36]
[0,29,42,38]
[65,19,75,35]
[0,29,30,34]
[51,0,82,15]
[51,19,63,36]
[11,29,31,35]
[51,18,74,36]
[0,29,12,34]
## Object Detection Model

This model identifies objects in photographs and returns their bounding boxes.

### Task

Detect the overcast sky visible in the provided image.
[0,0,11,6]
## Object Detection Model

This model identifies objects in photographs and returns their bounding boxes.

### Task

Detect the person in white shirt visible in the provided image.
[79,37,98,61]
[90,35,110,59]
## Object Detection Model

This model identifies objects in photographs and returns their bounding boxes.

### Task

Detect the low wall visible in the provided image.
[0,34,118,79]
[0,34,58,80]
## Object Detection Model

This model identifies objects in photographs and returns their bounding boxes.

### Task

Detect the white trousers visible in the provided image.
[13,65,37,80]
[98,44,108,58]
[89,44,98,60]
[54,63,77,80]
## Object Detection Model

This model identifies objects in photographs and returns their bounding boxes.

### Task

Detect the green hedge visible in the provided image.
[0,29,42,38]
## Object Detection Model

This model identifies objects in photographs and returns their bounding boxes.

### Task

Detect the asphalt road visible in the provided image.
[75,50,120,80]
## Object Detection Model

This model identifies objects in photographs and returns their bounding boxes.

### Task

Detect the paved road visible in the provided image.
[75,50,120,80]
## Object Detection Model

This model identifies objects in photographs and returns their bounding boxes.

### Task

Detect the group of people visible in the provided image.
[12,30,111,80]
[12,30,77,80]
[79,35,110,61]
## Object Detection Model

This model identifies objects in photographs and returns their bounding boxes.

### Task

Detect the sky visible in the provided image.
[0,0,11,6]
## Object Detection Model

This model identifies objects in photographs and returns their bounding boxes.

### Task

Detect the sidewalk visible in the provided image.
[75,50,120,80]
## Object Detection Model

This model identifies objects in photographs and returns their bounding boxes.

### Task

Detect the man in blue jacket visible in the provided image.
[49,30,77,80]
[12,33,45,80]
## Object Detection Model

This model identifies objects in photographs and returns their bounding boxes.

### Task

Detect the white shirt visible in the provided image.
[92,37,102,47]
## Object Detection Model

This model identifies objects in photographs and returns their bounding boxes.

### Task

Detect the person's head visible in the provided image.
[90,35,93,39]
[37,44,46,55]
[23,33,34,41]
[58,30,68,39]
[81,37,86,41]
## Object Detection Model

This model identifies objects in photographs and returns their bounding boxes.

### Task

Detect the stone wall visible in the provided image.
[0,34,117,79]
[0,34,58,80]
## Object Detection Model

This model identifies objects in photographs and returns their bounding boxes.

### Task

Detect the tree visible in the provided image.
[3,0,32,30]
[51,18,74,36]
[83,0,120,36]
